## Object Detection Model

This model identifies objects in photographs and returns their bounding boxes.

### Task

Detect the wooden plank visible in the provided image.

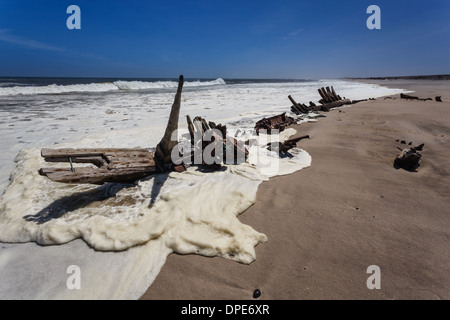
[39,166,156,184]
[41,148,150,158]
[319,99,351,111]
[325,87,337,101]
[44,156,107,168]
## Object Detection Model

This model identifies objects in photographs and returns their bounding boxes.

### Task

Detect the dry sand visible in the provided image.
[141,80,450,300]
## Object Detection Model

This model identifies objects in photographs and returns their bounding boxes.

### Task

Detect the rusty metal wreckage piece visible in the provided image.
[254,113,296,135]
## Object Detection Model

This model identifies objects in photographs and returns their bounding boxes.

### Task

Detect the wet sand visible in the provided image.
[141,80,450,300]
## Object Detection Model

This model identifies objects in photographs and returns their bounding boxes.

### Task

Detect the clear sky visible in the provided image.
[0,0,449,79]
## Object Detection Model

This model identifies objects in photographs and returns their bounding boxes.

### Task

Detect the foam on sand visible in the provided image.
[0,127,311,299]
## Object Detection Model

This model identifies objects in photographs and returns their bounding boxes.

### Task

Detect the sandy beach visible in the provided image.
[141,79,450,300]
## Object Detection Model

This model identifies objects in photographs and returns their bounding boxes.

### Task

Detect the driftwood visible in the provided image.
[155,75,184,168]
[39,76,185,184]
[436,96,442,102]
[254,113,296,134]
[400,93,432,101]
[394,143,424,171]
[39,148,156,184]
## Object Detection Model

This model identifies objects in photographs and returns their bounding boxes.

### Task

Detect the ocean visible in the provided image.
[0,77,406,299]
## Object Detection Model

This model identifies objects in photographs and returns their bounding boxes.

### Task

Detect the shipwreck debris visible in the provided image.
[290,86,354,115]
[400,93,432,101]
[38,148,156,184]
[394,143,424,171]
[254,113,296,135]
[186,115,249,170]
[267,135,310,154]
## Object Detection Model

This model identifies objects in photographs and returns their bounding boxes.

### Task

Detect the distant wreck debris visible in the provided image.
[394,143,424,171]
[400,93,432,101]
[289,86,372,115]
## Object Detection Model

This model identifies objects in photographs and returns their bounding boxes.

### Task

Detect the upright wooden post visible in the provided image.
[155,75,184,166]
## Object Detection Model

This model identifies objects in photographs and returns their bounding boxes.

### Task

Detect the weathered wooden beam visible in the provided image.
[41,148,151,158]
[186,115,195,143]
[39,166,156,184]
[319,99,351,111]
[325,87,336,101]
[39,147,156,184]
[201,118,210,132]
[400,93,432,101]
[288,95,308,114]
[318,87,332,104]
[193,116,204,136]
[155,75,184,165]
[43,156,107,168]
[331,86,341,101]
[267,135,310,153]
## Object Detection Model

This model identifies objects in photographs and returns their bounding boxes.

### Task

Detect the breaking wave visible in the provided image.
[0,78,226,96]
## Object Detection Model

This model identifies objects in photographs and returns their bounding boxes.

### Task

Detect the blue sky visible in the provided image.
[0,0,449,79]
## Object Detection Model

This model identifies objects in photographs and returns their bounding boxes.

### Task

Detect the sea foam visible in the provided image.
[0,125,310,299]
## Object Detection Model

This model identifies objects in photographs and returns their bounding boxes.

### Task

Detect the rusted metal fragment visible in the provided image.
[254,113,296,134]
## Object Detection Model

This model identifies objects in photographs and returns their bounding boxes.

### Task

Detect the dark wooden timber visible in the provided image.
[39,148,156,184]
[155,75,184,166]
[290,86,353,115]
[267,135,310,153]
[400,93,433,101]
